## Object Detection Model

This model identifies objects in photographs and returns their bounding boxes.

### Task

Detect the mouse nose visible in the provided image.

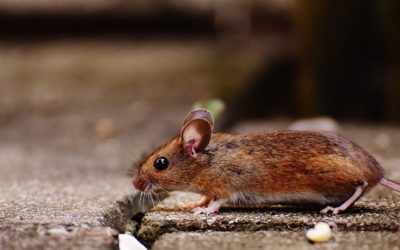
[132,177,148,192]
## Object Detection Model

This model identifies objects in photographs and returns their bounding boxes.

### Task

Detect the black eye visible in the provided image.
[154,157,169,170]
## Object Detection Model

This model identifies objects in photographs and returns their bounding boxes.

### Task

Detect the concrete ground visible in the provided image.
[152,231,400,250]
[1,40,399,249]
[0,39,271,249]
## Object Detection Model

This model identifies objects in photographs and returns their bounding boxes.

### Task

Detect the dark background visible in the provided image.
[1,0,399,132]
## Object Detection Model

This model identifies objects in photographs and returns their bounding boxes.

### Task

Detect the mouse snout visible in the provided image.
[132,176,151,192]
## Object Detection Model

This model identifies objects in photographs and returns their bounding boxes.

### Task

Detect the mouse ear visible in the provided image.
[180,109,214,157]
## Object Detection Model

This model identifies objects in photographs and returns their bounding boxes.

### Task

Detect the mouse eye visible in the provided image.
[154,157,169,170]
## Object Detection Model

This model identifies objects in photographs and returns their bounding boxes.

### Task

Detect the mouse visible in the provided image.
[132,109,400,215]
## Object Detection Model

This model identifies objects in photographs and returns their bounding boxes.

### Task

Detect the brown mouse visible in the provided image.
[132,109,400,214]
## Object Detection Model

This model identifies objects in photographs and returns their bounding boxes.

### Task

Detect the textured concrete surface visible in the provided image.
[0,137,134,226]
[0,224,118,250]
[1,40,400,250]
[0,131,133,249]
[152,231,400,250]
[0,40,269,249]
[138,199,400,247]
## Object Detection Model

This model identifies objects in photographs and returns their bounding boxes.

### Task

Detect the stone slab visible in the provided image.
[138,198,400,247]
[0,40,271,249]
[0,224,118,250]
[152,231,400,250]
[1,40,400,249]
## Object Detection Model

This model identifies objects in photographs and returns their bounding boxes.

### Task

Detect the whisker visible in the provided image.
[143,193,150,208]
[139,192,143,209]
[152,190,161,203]
[159,187,169,193]
[155,186,170,198]
[146,193,154,206]
[145,193,150,207]
[149,191,155,207]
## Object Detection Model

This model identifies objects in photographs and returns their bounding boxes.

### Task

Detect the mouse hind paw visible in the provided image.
[320,181,368,215]
[320,206,342,214]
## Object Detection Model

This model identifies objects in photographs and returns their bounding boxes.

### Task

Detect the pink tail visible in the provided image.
[379,177,400,192]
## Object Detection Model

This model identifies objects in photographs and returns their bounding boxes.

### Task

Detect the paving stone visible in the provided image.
[1,41,400,249]
[0,40,258,249]
[152,231,400,250]
[0,224,118,250]
[138,198,400,247]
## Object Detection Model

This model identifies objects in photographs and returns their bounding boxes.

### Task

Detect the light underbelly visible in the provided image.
[229,191,348,206]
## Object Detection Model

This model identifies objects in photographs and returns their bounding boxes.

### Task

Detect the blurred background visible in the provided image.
[2,3,400,248]
[0,0,399,155]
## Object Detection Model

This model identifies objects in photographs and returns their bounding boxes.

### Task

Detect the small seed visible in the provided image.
[306,222,332,243]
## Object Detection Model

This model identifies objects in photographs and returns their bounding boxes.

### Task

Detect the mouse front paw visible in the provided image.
[192,206,219,215]
[178,196,211,211]
[191,198,228,215]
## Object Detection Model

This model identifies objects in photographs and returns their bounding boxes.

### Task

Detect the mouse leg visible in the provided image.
[179,196,212,210]
[192,198,228,215]
[320,181,368,214]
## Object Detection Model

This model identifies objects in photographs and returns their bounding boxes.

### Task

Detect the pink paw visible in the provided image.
[192,206,219,215]
[320,206,343,215]
[191,198,227,215]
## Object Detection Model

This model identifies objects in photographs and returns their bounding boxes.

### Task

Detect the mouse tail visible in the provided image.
[379,177,400,192]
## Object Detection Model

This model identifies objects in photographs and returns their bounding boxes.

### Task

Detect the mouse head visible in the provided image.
[132,109,214,193]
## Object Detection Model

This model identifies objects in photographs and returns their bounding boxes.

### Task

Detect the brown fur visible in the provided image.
[133,130,384,206]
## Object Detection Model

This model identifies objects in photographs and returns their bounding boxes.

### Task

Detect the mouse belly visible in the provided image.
[229,191,350,207]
